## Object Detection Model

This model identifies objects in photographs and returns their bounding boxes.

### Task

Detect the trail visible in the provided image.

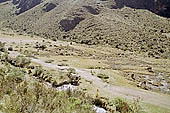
[1,35,170,110]
[31,58,170,109]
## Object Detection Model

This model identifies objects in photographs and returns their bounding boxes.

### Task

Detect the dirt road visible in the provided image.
[30,57,170,109]
[1,33,170,110]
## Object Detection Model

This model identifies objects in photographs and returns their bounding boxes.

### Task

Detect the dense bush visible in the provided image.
[0,64,95,113]
[0,53,31,68]
[114,98,145,113]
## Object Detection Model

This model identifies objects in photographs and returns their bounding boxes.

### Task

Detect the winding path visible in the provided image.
[31,58,170,109]
[1,35,170,110]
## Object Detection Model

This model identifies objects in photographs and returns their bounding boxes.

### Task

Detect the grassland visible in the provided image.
[0,31,170,113]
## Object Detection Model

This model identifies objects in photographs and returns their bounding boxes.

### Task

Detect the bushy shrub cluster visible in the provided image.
[0,64,95,113]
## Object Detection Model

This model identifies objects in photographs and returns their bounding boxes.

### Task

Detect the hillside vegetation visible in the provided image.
[0,0,170,59]
[0,0,170,113]
[0,39,148,113]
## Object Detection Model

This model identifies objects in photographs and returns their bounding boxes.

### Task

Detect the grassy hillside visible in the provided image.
[0,64,95,113]
[0,0,170,59]
[0,39,149,113]
[0,0,170,113]
[0,29,170,113]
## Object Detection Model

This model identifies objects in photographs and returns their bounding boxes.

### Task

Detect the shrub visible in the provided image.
[0,42,6,52]
[0,52,8,62]
[34,44,47,50]
[114,98,133,113]
[32,66,44,77]
[14,56,31,68]
[57,63,68,66]
[97,73,109,79]
[114,98,145,113]
[45,59,54,63]
[8,47,13,51]
[0,64,95,113]
[67,68,76,74]
[0,53,31,68]
[97,73,109,83]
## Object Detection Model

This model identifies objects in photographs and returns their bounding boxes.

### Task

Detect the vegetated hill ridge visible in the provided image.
[0,0,170,58]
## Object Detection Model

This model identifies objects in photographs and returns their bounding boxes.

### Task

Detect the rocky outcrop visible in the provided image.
[13,0,42,14]
[43,3,57,12]
[60,17,85,32]
[12,0,19,4]
[0,0,10,3]
[8,0,169,17]
[156,0,170,17]
[115,0,170,17]
[83,6,99,15]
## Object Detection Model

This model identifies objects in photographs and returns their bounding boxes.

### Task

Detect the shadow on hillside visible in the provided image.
[114,0,170,18]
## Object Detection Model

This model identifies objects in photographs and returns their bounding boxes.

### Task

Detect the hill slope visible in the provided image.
[0,0,170,58]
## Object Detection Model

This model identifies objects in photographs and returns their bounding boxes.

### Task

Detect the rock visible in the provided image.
[93,106,107,113]
[14,0,42,15]
[12,0,20,4]
[137,81,149,90]
[60,17,85,32]
[0,0,10,3]
[56,84,76,92]
[43,3,57,12]
[69,74,81,86]
[115,0,170,18]
[83,6,100,15]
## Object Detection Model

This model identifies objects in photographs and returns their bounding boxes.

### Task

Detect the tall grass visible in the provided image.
[0,64,95,113]
[0,48,145,113]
